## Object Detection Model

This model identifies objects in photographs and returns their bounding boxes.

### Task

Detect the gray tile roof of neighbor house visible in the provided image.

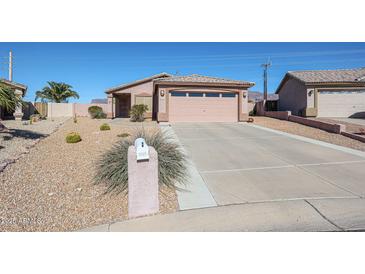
[106,72,172,93]
[276,67,365,93]
[154,74,255,87]
[288,68,365,83]
[91,98,108,104]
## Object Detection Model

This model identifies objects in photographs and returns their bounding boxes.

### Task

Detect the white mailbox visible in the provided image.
[134,138,149,161]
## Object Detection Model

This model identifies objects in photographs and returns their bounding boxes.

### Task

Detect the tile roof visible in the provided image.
[0,78,27,90]
[106,72,171,93]
[154,74,254,86]
[287,68,365,83]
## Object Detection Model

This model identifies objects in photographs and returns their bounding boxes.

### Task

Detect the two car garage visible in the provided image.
[317,89,365,117]
[168,91,239,123]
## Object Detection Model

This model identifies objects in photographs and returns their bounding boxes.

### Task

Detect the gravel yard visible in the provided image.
[0,117,178,232]
[0,118,68,170]
[252,116,365,152]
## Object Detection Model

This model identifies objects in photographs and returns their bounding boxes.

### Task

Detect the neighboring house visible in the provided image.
[105,73,255,122]
[0,78,27,120]
[248,91,278,102]
[276,68,365,118]
[91,98,108,104]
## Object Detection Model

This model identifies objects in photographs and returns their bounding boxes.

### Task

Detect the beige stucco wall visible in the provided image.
[47,103,74,118]
[114,81,153,106]
[74,103,108,117]
[278,78,307,115]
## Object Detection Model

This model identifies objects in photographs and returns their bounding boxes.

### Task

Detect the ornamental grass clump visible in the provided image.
[130,104,148,122]
[117,132,130,138]
[88,105,107,119]
[66,132,81,143]
[94,128,188,194]
[100,123,111,131]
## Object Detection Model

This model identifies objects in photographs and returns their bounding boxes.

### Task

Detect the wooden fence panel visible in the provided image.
[34,102,48,117]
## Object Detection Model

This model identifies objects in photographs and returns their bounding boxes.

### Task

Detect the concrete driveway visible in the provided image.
[82,122,365,232]
[329,118,365,127]
[172,123,365,205]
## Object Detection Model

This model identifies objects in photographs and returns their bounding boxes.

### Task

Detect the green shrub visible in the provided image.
[100,123,111,131]
[117,132,130,138]
[94,128,188,193]
[66,132,82,143]
[130,104,148,122]
[88,105,107,119]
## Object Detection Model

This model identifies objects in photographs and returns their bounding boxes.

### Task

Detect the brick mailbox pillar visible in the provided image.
[128,145,159,218]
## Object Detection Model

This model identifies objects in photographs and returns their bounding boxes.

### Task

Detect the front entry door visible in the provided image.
[118,94,131,117]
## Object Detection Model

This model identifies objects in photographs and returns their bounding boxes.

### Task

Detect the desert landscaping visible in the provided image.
[0,117,178,231]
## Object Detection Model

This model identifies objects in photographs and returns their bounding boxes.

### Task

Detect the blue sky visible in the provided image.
[0,42,364,103]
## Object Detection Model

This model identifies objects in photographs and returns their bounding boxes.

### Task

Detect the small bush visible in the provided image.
[94,128,188,193]
[130,104,148,122]
[30,114,41,123]
[88,105,107,119]
[100,123,111,131]
[117,132,130,138]
[66,132,82,143]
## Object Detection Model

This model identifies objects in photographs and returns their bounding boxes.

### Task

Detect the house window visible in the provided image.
[205,93,220,97]
[171,92,187,97]
[222,93,236,98]
[188,92,204,97]
[135,96,152,112]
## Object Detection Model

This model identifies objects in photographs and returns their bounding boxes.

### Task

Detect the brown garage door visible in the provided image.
[169,92,238,122]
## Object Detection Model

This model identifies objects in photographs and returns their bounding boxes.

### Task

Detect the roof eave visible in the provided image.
[0,79,28,96]
[154,80,255,88]
[105,73,172,94]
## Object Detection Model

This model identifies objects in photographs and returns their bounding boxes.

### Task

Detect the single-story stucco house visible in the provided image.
[0,78,27,120]
[105,73,255,122]
[276,68,365,118]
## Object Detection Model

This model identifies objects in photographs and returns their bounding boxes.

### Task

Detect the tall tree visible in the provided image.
[0,83,21,112]
[0,83,21,130]
[35,81,79,103]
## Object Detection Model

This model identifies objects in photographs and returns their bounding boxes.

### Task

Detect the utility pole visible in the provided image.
[9,50,13,81]
[261,58,271,110]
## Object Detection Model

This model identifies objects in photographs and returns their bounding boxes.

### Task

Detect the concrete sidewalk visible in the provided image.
[79,197,365,232]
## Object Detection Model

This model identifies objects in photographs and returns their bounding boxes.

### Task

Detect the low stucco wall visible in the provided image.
[265,111,291,120]
[288,115,345,134]
[47,103,109,118]
[74,103,108,117]
[341,131,365,143]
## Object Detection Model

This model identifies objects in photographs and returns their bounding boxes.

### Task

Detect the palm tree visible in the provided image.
[0,83,21,111]
[35,81,79,103]
[0,83,21,130]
